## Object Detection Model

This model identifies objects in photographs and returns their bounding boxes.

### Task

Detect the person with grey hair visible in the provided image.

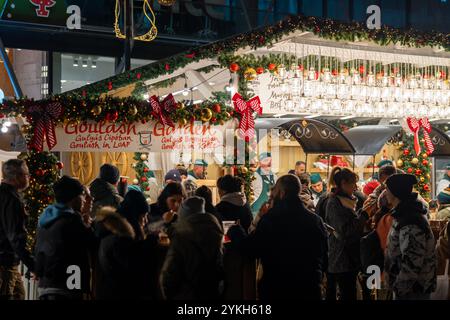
[0,159,34,300]
[160,196,224,300]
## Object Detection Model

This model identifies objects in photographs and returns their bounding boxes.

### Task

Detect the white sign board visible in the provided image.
[51,120,233,154]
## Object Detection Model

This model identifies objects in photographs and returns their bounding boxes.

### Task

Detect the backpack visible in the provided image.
[360,229,384,274]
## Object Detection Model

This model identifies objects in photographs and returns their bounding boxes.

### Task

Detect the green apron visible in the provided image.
[251,168,275,215]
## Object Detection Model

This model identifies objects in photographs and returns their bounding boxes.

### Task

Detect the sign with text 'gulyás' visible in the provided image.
[50,120,231,153]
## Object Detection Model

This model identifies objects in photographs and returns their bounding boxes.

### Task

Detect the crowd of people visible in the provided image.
[0,157,449,300]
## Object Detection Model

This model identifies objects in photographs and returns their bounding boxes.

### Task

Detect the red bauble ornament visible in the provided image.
[108,82,113,91]
[256,67,264,74]
[56,162,64,170]
[359,65,365,74]
[165,63,170,71]
[141,176,147,182]
[136,73,141,80]
[210,117,217,123]
[315,27,320,33]
[107,111,119,122]
[422,159,428,166]
[143,167,149,173]
[424,184,430,191]
[146,186,150,191]
[229,63,240,73]
[258,36,265,44]
[36,169,45,177]
[415,169,422,176]
[403,149,410,156]
[268,63,276,71]
[407,168,413,174]
[332,69,338,76]
[440,70,447,79]
[213,104,221,113]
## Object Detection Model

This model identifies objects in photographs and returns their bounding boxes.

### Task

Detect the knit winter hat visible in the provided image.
[118,189,149,219]
[100,164,120,185]
[363,180,380,197]
[178,196,205,217]
[53,175,84,204]
[377,159,394,168]
[164,169,182,182]
[310,173,322,185]
[437,187,450,205]
[385,174,417,200]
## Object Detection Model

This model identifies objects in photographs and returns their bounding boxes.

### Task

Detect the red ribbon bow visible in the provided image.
[232,93,262,141]
[406,117,434,156]
[28,102,64,152]
[149,94,176,128]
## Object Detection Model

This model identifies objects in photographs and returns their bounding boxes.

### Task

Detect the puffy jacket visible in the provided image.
[89,178,123,217]
[0,183,34,270]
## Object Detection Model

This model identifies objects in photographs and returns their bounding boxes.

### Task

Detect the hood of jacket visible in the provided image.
[38,203,77,228]
[96,207,135,239]
[392,193,429,232]
[175,213,223,257]
[90,178,120,201]
[220,192,246,207]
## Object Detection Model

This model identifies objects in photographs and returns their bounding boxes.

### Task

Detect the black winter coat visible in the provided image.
[160,213,224,300]
[95,209,159,300]
[216,201,253,233]
[34,206,96,293]
[228,197,328,300]
[0,183,34,270]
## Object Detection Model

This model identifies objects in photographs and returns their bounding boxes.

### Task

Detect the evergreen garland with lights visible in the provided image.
[131,152,155,203]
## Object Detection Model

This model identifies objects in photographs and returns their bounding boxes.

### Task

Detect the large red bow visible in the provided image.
[28,102,63,152]
[149,94,176,128]
[232,93,262,141]
[406,117,434,156]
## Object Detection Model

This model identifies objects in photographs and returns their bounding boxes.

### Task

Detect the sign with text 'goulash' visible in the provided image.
[50,120,232,153]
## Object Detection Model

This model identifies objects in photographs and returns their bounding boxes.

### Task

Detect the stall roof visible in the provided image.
[255,118,355,154]
[344,125,402,155]
[430,127,450,157]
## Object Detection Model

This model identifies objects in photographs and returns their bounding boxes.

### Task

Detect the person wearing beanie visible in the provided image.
[187,159,208,181]
[35,176,96,300]
[384,174,437,300]
[160,196,223,300]
[437,163,450,194]
[96,191,159,300]
[89,164,123,218]
[165,169,182,184]
[436,187,450,220]
[309,173,326,206]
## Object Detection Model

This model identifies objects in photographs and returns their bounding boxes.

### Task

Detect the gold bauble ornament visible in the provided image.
[398,141,404,147]
[178,118,187,126]
[396,159,403,167]
[240,166,249,174]
[128,106,138,116]
[427,173,431,179]
[244,68,257,81]
[223,111,231,119]
[422,153,428,159]
[132,179,139,185]
[420,177,425,183]
[249,195,255,203]
[140,153,148,161]
[200,108,213,122]
[158,0,176,6]
[92,105,102,116]
[411,158,419,165]
[177,102,185,110]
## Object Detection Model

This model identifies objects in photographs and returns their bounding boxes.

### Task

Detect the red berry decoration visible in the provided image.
[359,65,365,74]
[229,63,240,73]
[268,63,276,71]
[256,67,264,74]
[56,162,64,170]
[415,169,422,176]
[213,104,221,113]
[141,176,147,182]
[407,168,413,174]
[422,159,428,166]
[403,149,410,156]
